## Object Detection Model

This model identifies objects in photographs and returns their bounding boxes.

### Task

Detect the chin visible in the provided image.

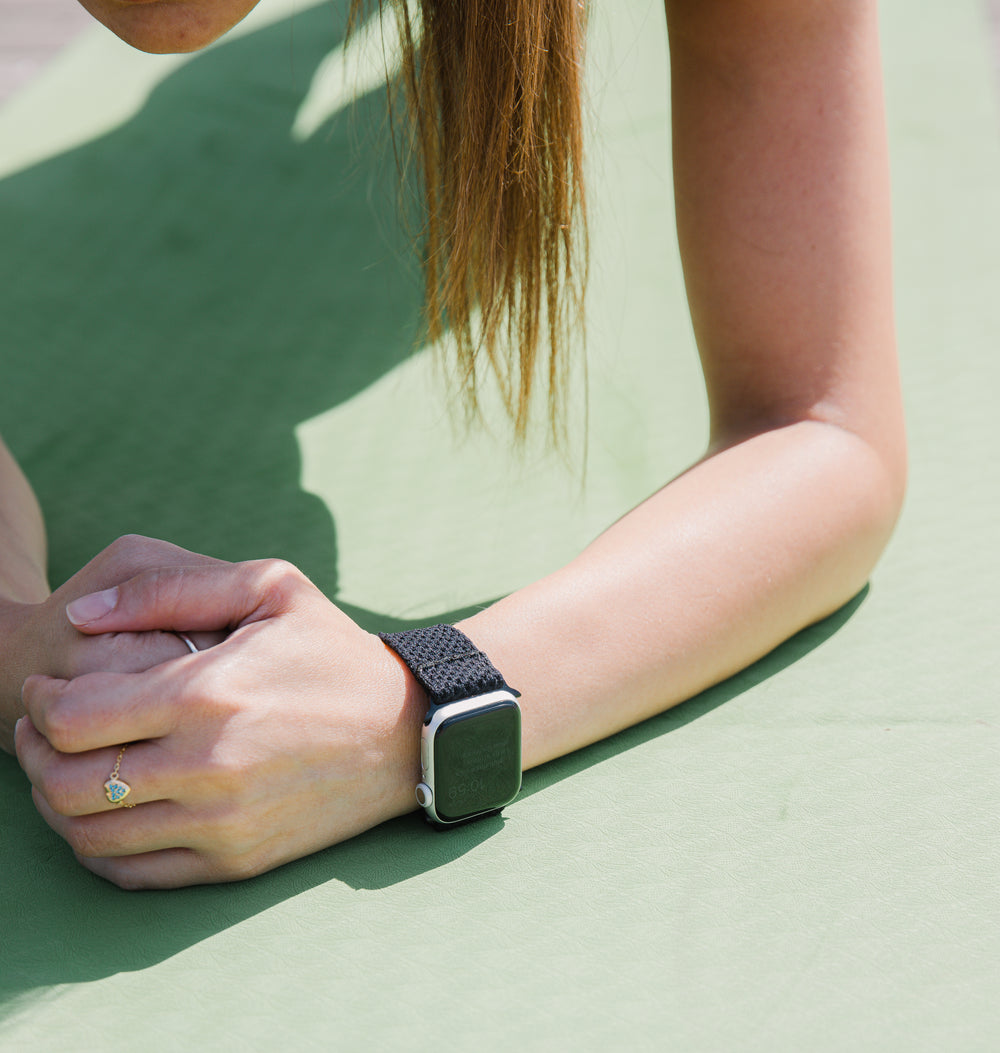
[77,0,261,54]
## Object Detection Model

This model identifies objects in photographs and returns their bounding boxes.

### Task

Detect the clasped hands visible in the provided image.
[10,536,424,889]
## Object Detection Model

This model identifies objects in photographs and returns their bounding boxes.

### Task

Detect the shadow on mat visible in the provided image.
[0,588,866,1010]
[0,0,868,1014]
[0,0,420,598]
[0,0,477,1014]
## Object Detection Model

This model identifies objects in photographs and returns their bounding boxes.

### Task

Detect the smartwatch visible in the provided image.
[379,625,522,827]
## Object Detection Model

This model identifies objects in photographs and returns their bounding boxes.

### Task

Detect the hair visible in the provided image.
[349,0,588,439]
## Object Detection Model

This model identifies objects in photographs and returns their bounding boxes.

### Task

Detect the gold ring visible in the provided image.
[104,745,135,807]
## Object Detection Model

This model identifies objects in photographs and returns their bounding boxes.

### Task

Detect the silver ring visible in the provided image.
[174,631,200,654]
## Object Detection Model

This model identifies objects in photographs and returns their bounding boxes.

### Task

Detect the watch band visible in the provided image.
[378,625,513,707]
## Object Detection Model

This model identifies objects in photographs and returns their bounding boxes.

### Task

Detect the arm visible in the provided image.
[463,0,906,768]
[0,434,52,746]
[0,435,49,606]
[15,0,905,887]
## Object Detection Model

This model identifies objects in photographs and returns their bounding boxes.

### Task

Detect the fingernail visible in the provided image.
[66,587,119,626]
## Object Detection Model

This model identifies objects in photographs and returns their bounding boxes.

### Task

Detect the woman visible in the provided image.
[1,0,906,887]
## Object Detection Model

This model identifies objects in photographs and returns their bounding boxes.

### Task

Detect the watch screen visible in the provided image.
[433,701,521,823]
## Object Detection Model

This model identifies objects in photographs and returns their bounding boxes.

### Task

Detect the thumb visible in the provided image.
[65,561,286,635]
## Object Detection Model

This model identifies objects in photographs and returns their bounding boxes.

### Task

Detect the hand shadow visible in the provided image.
[0,0,870,1014]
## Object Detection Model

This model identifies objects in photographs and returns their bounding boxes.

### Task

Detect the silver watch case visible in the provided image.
[415,689,522,827]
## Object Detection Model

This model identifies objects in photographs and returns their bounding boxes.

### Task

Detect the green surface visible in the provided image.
[1,0,998,1049]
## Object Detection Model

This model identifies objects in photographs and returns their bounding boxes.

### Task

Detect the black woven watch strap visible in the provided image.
[378,625,510,706]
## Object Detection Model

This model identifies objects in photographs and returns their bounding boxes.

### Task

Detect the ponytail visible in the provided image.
[351,0,588,438]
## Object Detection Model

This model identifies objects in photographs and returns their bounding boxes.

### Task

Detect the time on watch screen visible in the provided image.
[433,701,521,822]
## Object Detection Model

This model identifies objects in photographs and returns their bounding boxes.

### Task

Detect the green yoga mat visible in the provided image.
[1,0,997,1048]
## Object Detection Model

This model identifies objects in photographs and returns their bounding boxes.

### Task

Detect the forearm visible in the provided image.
[0,435,48,606]
[0,434,49,749]
[460,418,903,770]
[463,0,904,771]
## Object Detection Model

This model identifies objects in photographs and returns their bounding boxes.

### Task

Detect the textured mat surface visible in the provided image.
[1,1,998,1049]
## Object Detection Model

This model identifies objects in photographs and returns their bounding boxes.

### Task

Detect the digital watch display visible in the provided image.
[422,692,522,824]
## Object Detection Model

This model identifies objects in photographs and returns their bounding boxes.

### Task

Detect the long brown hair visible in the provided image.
[349,0,588,438]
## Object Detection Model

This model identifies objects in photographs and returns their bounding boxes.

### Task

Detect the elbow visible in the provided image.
[731,410,908,622]
[880,435,908,538]
[811,414,908,617]
[851,401,909,567]
[862,432,907,574]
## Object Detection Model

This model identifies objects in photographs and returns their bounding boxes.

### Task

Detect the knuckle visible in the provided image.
[38,696,81,753]
[19,673,45,716]
[109,532,150,554]
[251,558,307,604]
[65,818,108,859]
[103,533,154,572]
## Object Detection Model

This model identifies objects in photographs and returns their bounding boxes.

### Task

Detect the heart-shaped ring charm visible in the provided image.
[104,778,132,805]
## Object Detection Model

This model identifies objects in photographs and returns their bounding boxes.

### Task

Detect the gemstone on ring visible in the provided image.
[104,778,132,804]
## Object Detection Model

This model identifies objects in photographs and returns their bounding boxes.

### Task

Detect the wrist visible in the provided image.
[369,631,428,819]
[377,624,522,827]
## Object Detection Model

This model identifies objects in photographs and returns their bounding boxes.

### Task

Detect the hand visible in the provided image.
[15,558,426,888]
[1,535,227,750]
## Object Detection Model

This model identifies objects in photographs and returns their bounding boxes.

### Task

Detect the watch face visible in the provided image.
[432,699,521,823]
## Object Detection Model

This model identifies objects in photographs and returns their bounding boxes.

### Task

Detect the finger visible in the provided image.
[21,669,183,753]
[75,848,239,891]
[67,535,227,598]
[18,727,170,816]
[66,628,212,679]
[14,715,61,782]
[33,791,199,859]
[64,558,310,636]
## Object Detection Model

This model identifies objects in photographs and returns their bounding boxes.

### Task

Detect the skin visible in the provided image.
[0,443,224,748]
[4,0,906,887]
[0,493,227,751]
[74,0,261,53]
